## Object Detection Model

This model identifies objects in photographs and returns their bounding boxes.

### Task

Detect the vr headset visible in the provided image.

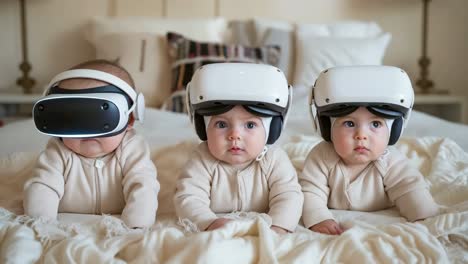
[186,63,292,144]
[310,65,414,145]
[33,69,145,138]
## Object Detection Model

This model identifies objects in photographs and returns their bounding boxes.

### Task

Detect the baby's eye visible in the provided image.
[246,121,257,129]
[215,121,227,128]
[371,121,382,128]
[343,121,354,127]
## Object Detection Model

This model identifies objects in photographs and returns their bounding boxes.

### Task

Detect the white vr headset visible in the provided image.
[186,63,292,144]
[310,65,414,145]
[33,69,145,138]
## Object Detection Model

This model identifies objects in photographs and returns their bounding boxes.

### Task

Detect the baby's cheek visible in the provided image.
[62,139,80,152]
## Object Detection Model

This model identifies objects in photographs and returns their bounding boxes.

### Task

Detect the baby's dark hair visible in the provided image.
[71,59,135,88]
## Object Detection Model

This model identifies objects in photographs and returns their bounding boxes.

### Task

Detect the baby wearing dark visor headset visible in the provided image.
[23,59,159,229]
[300,66,440,235]
[173,63,303,234]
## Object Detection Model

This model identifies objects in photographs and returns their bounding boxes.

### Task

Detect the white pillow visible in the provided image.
[86,17,228,107]
[297,20,383,38]
[293,24,391,90]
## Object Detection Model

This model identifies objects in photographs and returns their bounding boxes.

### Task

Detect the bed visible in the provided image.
[1,15,468,264]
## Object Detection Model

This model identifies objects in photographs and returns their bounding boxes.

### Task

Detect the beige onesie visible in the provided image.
[23,129,159,228]
[174,142,304,231]
[300,141,439,228]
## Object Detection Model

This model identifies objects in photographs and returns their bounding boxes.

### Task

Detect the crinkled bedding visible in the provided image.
[0,135,467,263]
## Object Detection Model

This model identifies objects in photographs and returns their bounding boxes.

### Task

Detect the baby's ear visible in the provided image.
[127,115,135,128]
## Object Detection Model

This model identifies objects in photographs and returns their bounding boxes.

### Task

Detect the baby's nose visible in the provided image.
[354,129,368,140]
[228,129,241,141]
[228,135,241,140]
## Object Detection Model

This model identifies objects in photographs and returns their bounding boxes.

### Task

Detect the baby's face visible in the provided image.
[63,134,126,158]
[206,105,266,166]
[59,77,129,158]
[331,107,389,166]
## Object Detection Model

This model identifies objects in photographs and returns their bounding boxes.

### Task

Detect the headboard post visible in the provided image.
[162,0,167,17]
[107,0,116,17]
[214,0,219,17]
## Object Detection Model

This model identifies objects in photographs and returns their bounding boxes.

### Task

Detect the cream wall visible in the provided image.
[1,0,467,97]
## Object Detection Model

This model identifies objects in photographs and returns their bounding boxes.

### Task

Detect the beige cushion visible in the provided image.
[94,33,170,108]
[86,17,228,107]
[85,16,228,43]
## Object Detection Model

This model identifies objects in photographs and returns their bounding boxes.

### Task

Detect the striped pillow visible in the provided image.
[163,32,280,113]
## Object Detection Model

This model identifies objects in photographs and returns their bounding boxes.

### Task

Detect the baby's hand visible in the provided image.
[205,218,232,231]
[309,219,343,235]
[270,225,289,235]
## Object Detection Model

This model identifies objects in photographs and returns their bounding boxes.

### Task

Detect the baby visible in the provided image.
[300,66,440,235]
[23,59,159,228]
[173,63,303,234]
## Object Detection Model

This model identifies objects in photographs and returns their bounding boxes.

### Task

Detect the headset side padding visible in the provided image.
[266,116,283,144]
[388,117,403,145]
[194,113,208,141]
[318,115,332,142]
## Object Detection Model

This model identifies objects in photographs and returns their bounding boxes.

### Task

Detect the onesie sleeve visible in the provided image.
[394,190,440,221]
[299,142,336,228]
[265,147,304,232]
[119,132,159,228]
[383,149,440,221]
[23,138,66,219]
[173,144,218,231]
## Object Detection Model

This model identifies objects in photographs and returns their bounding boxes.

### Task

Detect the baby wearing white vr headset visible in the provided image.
[300,65,440,235]
[174,63,303,234]
[24,59,159,228]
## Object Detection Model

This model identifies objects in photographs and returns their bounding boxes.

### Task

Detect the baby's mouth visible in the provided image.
[354,146,369,153]
[229,146,243,153]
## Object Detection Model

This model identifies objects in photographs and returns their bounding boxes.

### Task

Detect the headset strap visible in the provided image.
[46,69,137,101]
[309,88,318,131]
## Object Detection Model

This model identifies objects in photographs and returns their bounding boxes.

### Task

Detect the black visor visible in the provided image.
[48,85,132,107]
[33,97,125,138]
[196,104,281,118]
[318,103,406,119]
[194,100,284,118]
[196,104,235,116]
[366,106,404,119]
[193,100,285,115]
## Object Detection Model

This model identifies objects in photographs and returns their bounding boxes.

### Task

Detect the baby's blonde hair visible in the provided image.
[70,59,135,89]
[68,59,136,124]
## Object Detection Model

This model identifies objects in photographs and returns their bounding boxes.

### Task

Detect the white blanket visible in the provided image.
[0,134,467,263]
